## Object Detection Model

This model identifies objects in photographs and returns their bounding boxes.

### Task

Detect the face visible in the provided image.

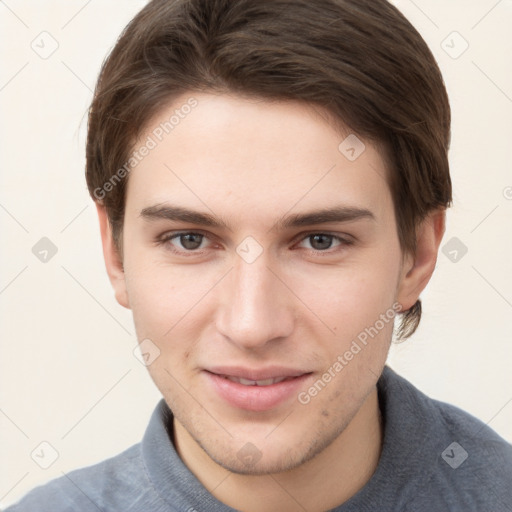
[102,92,430,475]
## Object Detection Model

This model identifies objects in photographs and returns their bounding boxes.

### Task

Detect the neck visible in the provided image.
[174,387,383,512]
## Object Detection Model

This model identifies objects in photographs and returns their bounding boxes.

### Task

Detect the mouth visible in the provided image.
[204,367,313,411]
[221,375,295,386]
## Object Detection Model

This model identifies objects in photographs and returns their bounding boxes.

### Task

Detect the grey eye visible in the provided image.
[307,234,335,250]
[177,233,204,250]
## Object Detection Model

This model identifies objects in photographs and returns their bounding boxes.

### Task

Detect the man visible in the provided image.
[7,0,512,510]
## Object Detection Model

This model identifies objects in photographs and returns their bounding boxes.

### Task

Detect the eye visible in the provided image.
[297,233,350,251]
[161,232,210,252]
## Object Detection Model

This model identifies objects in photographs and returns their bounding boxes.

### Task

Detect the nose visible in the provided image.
[215,254,295,351]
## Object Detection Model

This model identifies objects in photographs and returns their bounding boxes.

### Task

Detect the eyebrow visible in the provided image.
[139,204,375,230]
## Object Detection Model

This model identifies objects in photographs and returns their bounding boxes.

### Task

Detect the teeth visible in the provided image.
[225,376,289,386]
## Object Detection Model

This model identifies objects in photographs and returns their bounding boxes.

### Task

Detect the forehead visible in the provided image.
[125,92,392,226]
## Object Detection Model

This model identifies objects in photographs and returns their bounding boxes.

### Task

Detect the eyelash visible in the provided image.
[157,231,354,256]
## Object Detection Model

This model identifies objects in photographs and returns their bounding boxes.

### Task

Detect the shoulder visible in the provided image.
[381,368,512,511]
[422,383,512,480]
[421,397,512,510]
[4,443,165,512]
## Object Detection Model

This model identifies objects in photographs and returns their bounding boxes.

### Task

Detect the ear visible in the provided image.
[96,204,130,309]
[396,209,446,311]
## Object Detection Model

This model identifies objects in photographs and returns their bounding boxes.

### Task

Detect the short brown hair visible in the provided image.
[86,0,452,339]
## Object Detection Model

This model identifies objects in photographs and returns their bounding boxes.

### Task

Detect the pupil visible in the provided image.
[181,234,202,250]
[311,234,332,250]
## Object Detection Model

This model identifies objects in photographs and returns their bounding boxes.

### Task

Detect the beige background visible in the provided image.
[1,0,511,507]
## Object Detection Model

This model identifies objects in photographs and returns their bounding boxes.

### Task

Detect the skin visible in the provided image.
[97,92,445,512]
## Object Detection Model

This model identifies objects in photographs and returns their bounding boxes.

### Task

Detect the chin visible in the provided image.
[205,446,305,476]
[196,425,337,476]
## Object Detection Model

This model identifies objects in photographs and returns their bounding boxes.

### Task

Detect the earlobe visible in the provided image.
[396,209,446,312]
[96,204,131,309]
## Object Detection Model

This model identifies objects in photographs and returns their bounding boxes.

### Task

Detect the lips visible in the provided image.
[204,366,312,411]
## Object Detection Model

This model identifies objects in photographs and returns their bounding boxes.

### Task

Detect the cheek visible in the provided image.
[292,252,401,337]
[126,264,203,390]
[125,267,176,338]
[124,254,220,346]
